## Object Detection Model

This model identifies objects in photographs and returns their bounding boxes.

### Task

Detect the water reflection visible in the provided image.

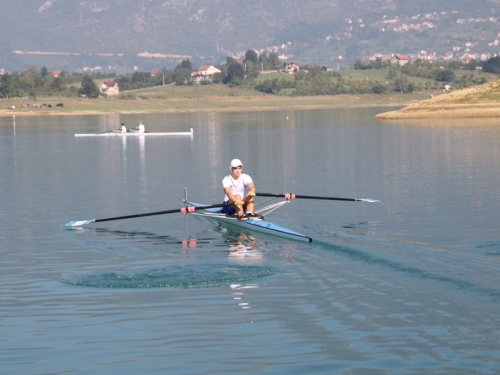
[138,135,146,196]
[227,232,263,262]
[211,227,263,265]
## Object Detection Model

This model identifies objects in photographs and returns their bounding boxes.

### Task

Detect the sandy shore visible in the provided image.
[375,79,500,119]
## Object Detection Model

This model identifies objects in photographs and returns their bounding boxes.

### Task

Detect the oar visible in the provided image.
[99,128,118,134]
[255,192,380,203]
[65,203,225,227]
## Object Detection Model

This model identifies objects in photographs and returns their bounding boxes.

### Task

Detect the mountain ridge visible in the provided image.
[1,0,499,72]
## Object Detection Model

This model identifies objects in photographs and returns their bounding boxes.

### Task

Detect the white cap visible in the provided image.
[230,159,243,168]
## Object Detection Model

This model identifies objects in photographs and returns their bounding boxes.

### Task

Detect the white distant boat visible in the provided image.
[75,128,193,137]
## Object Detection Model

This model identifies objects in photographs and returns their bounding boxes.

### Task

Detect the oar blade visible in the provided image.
[65,219,96,227]
[356,198,380,203]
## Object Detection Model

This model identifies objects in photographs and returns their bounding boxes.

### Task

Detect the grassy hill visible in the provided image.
[375,79,500,119]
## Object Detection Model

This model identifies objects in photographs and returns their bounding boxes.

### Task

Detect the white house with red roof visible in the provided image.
[191,65,221,82]
[99,81,119,95]
[391,54,409,66]
[49,70,63,77]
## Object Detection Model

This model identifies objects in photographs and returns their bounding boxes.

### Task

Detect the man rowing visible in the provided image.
[134,121,145,133]
[222,159,263,220]
[115,123,127,133]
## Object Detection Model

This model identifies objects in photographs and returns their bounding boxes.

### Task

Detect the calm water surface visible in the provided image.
[1,109,499,374]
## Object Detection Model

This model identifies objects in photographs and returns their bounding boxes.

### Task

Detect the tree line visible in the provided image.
[1,52,499,99]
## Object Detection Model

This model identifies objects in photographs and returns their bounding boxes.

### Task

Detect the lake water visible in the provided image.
[1,108,499,374]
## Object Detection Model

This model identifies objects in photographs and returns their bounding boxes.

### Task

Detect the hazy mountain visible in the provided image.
[1,0,499,72]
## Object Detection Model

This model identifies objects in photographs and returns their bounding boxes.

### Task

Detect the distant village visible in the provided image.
[77,62,302,96]
[2,9,500,80]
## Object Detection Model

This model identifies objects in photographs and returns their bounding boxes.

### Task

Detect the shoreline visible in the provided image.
[375,79,500,119]
[0,93,430,117]
[374,102,500,119]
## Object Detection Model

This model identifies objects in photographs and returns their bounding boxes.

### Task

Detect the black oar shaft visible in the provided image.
[94,204,224,223]
[256,192,356,202]
[296,195,355,201]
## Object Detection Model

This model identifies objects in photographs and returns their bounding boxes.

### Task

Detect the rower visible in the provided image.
[134,121,145,133]
[117,123,126,133]
[222,159,263,220]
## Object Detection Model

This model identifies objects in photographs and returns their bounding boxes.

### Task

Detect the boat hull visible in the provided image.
[185,201,312,242]
[75,128,193,137]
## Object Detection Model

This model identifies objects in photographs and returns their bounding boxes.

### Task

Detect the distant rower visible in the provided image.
[134,121,145,133]
[117,123,126,133]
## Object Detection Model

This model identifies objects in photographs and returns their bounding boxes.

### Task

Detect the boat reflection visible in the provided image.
[182,237,197,249]
[216,226,263,263]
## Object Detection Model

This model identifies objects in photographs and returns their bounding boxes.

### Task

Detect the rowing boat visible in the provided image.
[183,192,313,242]
[65,190,379,243]
[75,128,193,137]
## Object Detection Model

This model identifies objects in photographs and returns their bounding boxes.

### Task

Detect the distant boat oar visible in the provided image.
[99,128,118,134]
[65,203,225,227]
[255,192,380,203]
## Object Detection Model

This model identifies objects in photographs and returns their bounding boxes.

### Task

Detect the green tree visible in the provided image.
[51,76,66,91]
[483,56,500,74]
[78,75,100,98]
[372,82,388,94]
[268,52,281,68]
[260,51,268,63]
[435,69,455,82]
[223,62,245,85]
[0,74,21,98]
[387,66,398,79]
[155,69,173,86]
[394,73,410,93]
[21,65,44,90]
[131,72,151,87]
[178,59,192,70]
[173,60,193,85]
[212,72,223,84]
[245,49,258,64]
[173,67,192,85]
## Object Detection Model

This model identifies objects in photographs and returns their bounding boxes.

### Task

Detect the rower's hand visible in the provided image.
[247,191,256,197]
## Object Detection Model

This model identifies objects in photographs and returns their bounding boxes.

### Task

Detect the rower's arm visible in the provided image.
[224,187,241,204]
[246,182,256,197]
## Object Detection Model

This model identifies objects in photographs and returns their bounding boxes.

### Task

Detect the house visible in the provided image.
[391,54,409,66]
[197,65,221,76]
[49,70,63,77]
[283,62,299,74]
[99,81,119,95]
[151,69,161,76]
[191,64,221,82]
[321,66,333,72]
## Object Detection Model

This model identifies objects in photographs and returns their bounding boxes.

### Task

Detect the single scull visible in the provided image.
[65,190,379,243]
[183,190,312,242]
